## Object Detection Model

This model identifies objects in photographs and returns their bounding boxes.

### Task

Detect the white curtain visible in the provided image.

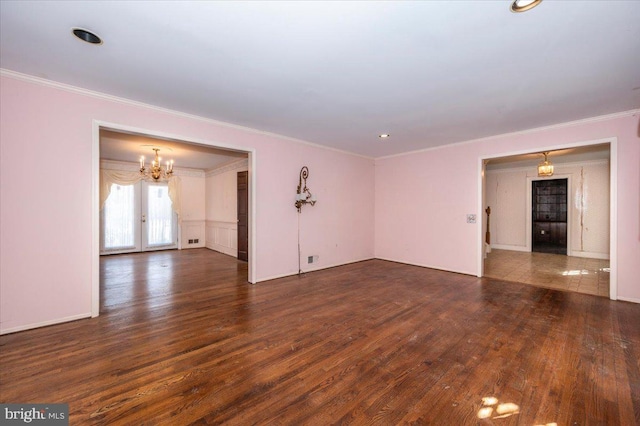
[100,170,181,217]
[103,183,136,249]
[146,185,174,246]
[167,176,181,218]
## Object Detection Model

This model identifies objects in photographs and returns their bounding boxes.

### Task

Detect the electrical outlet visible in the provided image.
[194,239,199,243]
[467,214,477,223]
[308,256,313,264]
[307,255,319,264]
[188,239,194,244]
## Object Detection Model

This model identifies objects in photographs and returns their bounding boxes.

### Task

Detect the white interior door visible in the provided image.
[101,181,177,254]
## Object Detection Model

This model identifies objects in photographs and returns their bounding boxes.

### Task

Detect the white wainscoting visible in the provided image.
[206,220,237,257]
[180,220,205,249]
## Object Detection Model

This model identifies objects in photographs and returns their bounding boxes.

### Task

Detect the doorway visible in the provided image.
[93,122,257,317]
[478,139,616,299]
[101,180,178,254]
[531,178,567,255]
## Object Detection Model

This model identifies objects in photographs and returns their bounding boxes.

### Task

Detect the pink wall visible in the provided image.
[375,112,640,302]
[0,74,375,333]
[1,72,637,334]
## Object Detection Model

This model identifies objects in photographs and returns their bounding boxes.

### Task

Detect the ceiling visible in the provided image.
[1,1,639,158]
[100,130,247,171]
[485,143,610,170]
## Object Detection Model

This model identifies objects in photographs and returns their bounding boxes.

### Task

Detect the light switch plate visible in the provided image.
[467,214,477,223]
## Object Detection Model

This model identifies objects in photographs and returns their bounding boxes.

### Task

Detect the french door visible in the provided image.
[532,178,568,255]
[100,181,178,254]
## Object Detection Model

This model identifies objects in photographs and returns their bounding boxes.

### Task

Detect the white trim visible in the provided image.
[478,137,617,301]
[92,122,100,317]
[490,244,530,252]
[0,313,91,335]
[376,257,476,277]
[617,297,640,304]
[477,157,485,277]
[256,257,375,283]
[487,158,609,174]
[570,251,610,260]
[205,159,249,177]
[481,138,616,164]
[97,121,254,159]
[207,246,237,257]
[248,151,256,284]
[1,68,371,160]
[3,69,636,162]
[609,138,618,300]
[205,220,238,257]
[92,120,258,315]
[379,111,639,160]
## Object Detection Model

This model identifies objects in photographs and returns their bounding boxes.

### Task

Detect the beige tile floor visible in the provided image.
[484,249,610,297]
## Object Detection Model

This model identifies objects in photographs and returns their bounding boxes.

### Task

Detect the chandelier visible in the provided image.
[139,148,174,180]
[537,151,554,177]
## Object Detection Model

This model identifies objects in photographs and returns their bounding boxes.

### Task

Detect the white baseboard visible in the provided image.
[490,244,530,252]
[374,256,476,277]
[182,243,206,249]
[617,296,640,304]
[206,243,237,258]
[0,313,91,335]
[256,257,374,283]
[569,251,610,260]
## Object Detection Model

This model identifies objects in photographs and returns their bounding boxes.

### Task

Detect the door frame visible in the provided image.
[526,175,572,255]
[92,120,257,317]
[477,137,617,300]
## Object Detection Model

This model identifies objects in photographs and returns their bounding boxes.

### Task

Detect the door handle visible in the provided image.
[142,214,146,223]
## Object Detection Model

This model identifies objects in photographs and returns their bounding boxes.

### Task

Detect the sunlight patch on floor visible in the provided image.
[477,396,519,420]
[562,269,589,276]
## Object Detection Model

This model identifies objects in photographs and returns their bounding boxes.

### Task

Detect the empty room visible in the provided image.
[1,1,639,425]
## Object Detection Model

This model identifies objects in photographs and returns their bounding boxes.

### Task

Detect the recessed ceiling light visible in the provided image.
[379,134,390,139]
[72,28,103,45]
[510,0,542,13]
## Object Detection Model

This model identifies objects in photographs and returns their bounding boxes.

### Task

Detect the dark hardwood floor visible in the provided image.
[1,249,639,425]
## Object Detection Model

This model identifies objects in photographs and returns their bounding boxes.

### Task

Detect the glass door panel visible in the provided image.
[142,182,178,250]
[101,183,141,253]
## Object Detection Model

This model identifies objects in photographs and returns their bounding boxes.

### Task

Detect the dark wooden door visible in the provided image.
[237,171,249,262]
[532,179,567,255]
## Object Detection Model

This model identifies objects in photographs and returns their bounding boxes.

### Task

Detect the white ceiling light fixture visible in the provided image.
[510,0,542,13]
[379,134,390,139]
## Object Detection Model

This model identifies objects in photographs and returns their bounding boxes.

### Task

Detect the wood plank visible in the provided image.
[1,249,638,425]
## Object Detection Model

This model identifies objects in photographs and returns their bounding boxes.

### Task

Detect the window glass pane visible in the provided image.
[147,185,174,246]
[104,184,135,249]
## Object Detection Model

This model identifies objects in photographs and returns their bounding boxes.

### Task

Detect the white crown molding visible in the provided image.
[100,159,205,177]
[1,68,372,160]
[377,109,640,161]
[205,158,249,177]
[486,158,609,174]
